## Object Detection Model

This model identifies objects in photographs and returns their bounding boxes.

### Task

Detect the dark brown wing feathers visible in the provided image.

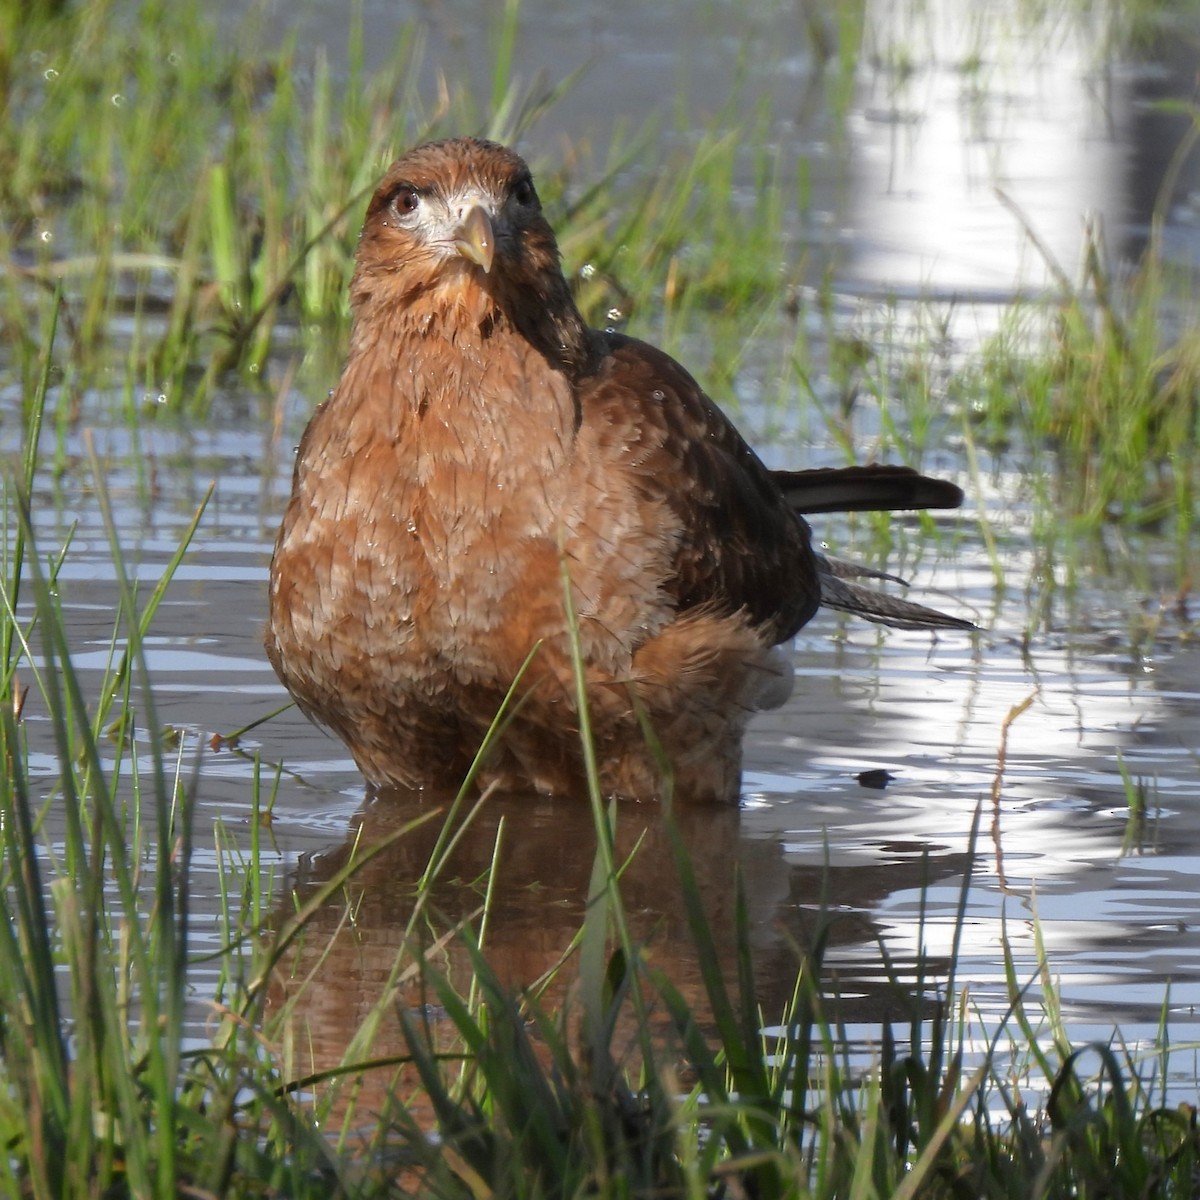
[583,333,820,643]
[581,333,971,639]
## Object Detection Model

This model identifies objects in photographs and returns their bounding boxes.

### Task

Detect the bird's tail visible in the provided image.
[772,463,964,515]
[817,554,975,631]
[772,464,974,632]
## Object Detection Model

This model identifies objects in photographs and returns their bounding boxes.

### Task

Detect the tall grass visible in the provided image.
[2,0,417,400]
[960,183,1200,528]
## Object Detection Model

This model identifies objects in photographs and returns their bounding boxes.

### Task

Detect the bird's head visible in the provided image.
[350,137,592,372]
[354,138,559,298]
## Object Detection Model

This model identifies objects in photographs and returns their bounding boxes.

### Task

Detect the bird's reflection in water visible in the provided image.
[272,784,971,1122]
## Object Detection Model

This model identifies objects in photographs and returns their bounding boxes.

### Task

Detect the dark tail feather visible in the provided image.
[773,464,964,515]
[819,552,909,588]
[817,556,975,632]
[774,463,972,630]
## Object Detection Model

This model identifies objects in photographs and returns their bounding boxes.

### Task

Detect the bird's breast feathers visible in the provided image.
[275,335,678,673]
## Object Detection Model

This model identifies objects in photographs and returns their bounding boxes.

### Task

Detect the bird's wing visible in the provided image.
[577,332,820,642]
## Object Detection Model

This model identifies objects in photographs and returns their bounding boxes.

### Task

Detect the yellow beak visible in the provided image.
[453,205,496,273]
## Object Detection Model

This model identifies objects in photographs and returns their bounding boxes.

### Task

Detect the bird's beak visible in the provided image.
[453,205,496,274]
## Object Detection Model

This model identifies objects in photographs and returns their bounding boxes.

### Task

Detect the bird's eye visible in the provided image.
[390,185,421,218]
[512,175,538,208]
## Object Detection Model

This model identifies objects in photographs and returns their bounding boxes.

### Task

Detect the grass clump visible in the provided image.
[1,0,425,399]
[298,814,1200,1200]
[959,165,1200,544]
[0,341,326,1195]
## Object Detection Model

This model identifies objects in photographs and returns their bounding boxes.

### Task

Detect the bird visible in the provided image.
[265,136,972,805]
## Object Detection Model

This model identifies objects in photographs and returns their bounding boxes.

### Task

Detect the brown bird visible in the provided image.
[265,137,972,804]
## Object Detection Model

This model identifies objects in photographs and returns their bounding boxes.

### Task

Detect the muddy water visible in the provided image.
[12,0,1200,1099]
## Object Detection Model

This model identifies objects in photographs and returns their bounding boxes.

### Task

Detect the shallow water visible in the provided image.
[9,0,1200,1104]
[17,383,1200,1103]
